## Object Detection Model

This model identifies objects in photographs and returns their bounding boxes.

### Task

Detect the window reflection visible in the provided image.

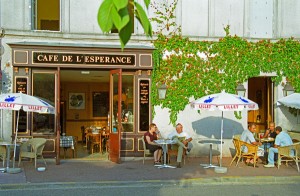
[121,75,134,132]
[32,72,55,135]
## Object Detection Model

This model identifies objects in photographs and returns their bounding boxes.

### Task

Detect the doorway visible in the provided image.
[59,69,136,161]
[59,69,110,160]
[248,77,274,133]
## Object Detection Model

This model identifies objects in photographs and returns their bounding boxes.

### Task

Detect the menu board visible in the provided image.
[15,77,28,133]
[92,92,109,117]
[139,80,150,131]
[15,77,27,93]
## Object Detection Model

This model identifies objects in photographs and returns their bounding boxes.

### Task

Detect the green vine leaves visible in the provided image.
[152,33,300,125]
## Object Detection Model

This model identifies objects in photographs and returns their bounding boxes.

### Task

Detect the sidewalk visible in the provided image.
[1,157,299,186]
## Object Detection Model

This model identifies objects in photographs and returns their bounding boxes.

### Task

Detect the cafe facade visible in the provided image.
[7,41,154,164]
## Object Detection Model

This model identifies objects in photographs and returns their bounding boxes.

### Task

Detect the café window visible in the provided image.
[31,0,60,31]
[32,72,56,135]
[117,75,134,133]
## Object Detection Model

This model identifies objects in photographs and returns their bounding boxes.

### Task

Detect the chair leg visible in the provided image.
[236,157,241,166]
[229,155,237,166]
[35,156,37,168]
[18,155,21,167]
[143,152,145,164]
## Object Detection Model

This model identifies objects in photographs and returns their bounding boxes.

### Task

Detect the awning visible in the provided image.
[277,93,300,109]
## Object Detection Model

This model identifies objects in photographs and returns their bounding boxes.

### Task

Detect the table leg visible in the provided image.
[200,143,218,169]
[0,145,11,173]
[6,145,11,172]
[155,144,176,169]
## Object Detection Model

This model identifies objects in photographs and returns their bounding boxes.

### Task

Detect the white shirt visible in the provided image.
[168,130,191,140]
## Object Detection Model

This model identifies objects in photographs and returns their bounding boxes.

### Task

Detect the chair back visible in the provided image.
[142,135,147,151]
[29,138,47,156]
[233,134,241,140]
[232,138,241,155]
[91,134,101,143]
[239,140,258,154]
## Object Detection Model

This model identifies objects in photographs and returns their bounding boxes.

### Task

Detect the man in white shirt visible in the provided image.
[168,123,193,168]
[240,123,262,166]
[264,126,293,168]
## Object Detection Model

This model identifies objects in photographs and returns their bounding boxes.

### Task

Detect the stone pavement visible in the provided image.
[0,156,299,186]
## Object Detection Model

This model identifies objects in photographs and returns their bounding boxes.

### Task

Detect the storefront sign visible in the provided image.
[33,52,135,65]
[15,77,27,93]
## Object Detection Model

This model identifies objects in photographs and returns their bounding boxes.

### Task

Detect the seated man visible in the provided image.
[168,123,193,168]
[240,123,262,166]
[264,126,293,168]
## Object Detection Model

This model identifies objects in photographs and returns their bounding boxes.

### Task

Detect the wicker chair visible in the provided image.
[230,139,258,167]
[239,140,259,167]
[18,138,47,168]
[230,138,242,166]
[277,142,300,172]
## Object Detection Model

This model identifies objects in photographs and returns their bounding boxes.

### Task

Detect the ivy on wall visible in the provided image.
[150,2,300,125]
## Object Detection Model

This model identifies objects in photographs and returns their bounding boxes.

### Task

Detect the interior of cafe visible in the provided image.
[59,70,134,160]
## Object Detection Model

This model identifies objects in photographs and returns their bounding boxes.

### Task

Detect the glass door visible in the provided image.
[109,69,122,163]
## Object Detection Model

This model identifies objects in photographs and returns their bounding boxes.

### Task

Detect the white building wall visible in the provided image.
[1,0,300,155]
[277,0,300,38]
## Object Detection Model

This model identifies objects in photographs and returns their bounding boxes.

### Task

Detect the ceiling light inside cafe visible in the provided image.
[81,71,90,75]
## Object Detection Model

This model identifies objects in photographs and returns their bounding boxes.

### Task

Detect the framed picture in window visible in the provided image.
[69,93,85,109]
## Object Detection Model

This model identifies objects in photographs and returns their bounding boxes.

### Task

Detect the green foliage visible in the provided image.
[151,5,300,125]
[98,0,152,49]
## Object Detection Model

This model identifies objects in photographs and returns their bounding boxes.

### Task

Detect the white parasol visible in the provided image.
[0,92,55,172]
[190,90,258,171]
[277,93,300,109]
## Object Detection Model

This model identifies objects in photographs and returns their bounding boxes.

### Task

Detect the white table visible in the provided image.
[0,142,20,173]
[154,139,176,169]
[198,139,223,169]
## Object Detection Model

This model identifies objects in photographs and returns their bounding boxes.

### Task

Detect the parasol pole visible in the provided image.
[220,111,223,167]
[12,110,20,168]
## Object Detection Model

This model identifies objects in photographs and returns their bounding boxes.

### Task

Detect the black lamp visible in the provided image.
[283,81,294,97]
[158,84,167,100]
[236,83,246,97]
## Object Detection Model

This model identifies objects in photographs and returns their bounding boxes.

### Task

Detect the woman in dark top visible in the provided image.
[144,123,162,164]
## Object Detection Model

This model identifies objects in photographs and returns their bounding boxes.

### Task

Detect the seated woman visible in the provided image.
[144,123,162,164]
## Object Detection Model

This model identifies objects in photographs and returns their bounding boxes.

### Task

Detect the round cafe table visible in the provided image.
[154,139,176,169]
[198,139,223,169]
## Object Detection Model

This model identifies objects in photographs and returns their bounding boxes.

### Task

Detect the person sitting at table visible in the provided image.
[264,126,294,168]
[144,123,162,164]
[262,122,277,150]
[240,123,262,167]
[168,123,193,168]
[263,122,277,139]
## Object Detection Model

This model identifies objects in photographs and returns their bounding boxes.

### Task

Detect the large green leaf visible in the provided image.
[115,7,130,32]
[144,0,150,8]
[119,20,133,49]
[113,0,128,11]
[98,0,114,32]
[134,2,152,36]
